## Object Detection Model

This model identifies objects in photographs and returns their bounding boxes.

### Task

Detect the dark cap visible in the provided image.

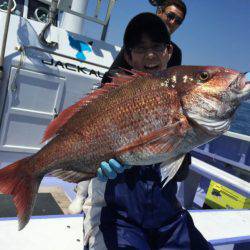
[123,12,170,53]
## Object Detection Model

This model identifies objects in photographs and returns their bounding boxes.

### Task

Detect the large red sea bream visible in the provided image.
[0,66,249,230]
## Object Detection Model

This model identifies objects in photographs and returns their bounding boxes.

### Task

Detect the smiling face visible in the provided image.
[157,5,184,34]
[125,33,173,73]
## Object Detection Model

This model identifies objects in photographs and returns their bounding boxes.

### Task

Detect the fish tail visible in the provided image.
[0,157,41,230]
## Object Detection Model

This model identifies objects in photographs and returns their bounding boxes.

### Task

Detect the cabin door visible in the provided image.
[0,67,65,156]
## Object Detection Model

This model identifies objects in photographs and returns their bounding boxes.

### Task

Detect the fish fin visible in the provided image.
[118,67,151,77]
[111,68,150,83]
[0,157,41,230]
[160,155,186,186]
[42,89,109,142]
[117,117,189,155]
[42,70,152,142]
[42,99,86,142]
[50,169,95,183]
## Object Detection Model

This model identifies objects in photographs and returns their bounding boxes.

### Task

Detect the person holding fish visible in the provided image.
[0,1,249,249]
[69,0,189,215]
[71,10,214,250]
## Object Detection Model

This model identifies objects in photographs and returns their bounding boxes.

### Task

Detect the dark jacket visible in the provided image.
[168,41,182,67]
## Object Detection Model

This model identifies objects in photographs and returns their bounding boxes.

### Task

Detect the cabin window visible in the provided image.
[0,0,24,16]
[28,0,58,25]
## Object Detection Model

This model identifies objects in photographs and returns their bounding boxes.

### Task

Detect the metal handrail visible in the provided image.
[58,0,116,26]
[36,0,117,41]
[191,157,250,197]
[193,147,250,172]
[224,131,250,142]
[38,0,116,39]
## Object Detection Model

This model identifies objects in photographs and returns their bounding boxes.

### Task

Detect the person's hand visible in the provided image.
[68,180,90,214]
[97,159,131,182]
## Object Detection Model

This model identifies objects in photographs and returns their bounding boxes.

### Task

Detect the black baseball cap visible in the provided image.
[123,12,170,52]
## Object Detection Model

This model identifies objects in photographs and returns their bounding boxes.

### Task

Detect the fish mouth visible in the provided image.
[230,73,250,100]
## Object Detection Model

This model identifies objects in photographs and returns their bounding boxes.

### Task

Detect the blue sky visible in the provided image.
[85,0,250,73]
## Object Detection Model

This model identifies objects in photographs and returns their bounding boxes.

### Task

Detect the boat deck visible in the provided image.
[0,210,249,250]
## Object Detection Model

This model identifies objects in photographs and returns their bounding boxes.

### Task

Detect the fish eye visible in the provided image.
[198,71,210,81]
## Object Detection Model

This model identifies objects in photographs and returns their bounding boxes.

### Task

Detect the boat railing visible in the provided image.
[180,157,250,209]
[39,0,117,40]
[224,131,250,142]
[193,131,250,172]
[181,131,250,209]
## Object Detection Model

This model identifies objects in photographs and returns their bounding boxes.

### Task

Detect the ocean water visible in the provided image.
[230,101,250,136]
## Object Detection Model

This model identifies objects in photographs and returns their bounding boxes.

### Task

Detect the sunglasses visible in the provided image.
[165,12,183,25]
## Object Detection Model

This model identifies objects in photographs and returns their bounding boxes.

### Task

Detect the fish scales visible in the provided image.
[0,65,249,230]
[33,76,182,176]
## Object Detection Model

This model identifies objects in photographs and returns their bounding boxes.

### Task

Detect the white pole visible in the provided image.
[60,0,89,35]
